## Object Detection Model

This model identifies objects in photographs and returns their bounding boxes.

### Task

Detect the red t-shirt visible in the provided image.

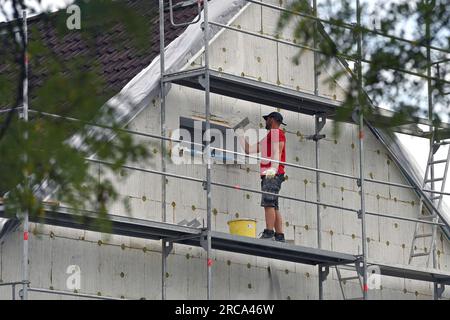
[260,128,286,176]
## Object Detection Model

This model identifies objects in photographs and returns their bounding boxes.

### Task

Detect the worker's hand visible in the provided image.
[264,167,277,179]
[235,129,245,143]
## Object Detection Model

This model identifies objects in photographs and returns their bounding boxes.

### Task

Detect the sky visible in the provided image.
[318,0,450,217]
[0,0,70,22]
[0,0,449,219]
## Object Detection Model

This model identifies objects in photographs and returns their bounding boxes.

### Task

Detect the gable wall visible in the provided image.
[1,1,449,300]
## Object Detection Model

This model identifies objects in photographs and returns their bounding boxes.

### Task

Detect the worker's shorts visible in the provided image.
[260,174,285,210]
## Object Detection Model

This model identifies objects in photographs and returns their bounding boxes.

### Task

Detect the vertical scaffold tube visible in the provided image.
[203,0,213,300]
[21,9,29,301]
[356,0,368,300]
[159,0,168,301]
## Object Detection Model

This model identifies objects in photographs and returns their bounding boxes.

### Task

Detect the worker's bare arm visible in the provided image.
[238,135,260,154]
[271,140,284,168]
[246,139,260,154]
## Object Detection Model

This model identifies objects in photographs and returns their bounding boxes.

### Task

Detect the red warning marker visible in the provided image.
[24,231,29,241]
[363,284,369,292]
[234,185,240,190]
[359,130,365,140]
[207,259,213,267]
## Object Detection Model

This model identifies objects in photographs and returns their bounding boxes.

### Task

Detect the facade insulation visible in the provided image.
[1,0,449,300]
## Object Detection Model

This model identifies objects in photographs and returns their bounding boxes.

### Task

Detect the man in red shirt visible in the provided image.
[242,112,287,242]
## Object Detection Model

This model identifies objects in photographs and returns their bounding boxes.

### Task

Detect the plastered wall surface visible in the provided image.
[1,1,449,300]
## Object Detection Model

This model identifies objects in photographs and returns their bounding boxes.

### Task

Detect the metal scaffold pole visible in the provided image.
[356,0,368,300]
[203,0,213,301]
[21,9,29,301]
[313,0,319,97]
[159,0,168,301]
[425,0,439,300]
[311,0,324,300]
[5,0,449,301]
[315,114,323,300]
[358,105,368,300]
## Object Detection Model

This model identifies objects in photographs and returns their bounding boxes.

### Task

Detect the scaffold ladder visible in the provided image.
[409,137,450,266]
[335,264,364,300]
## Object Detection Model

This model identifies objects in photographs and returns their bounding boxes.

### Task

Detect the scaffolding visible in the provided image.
[1,0,450,300]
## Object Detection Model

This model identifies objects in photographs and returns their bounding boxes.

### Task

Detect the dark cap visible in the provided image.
[263,112,286,126]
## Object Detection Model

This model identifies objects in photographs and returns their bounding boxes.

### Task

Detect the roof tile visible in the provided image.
[0,0,202,109]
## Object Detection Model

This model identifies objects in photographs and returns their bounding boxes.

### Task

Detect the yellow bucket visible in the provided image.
[227,219,257,238]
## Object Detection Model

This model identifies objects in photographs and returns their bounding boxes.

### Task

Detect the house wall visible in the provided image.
[1,1,449,300]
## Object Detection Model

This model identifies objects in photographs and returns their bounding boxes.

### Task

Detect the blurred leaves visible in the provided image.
[278,0,450,137]
[0,0,155,231]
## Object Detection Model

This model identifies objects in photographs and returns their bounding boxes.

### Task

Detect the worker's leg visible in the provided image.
[261,175,283,239]
[261,176,277,231]
[264,207,276,230]
[273,175,285,242]
[275,209,283,234]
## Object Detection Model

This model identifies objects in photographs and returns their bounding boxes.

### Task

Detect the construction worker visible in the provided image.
[240,112,287,242]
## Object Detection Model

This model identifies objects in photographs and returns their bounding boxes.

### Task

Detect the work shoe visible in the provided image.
[259,229,275,240]
[274,233,285,242]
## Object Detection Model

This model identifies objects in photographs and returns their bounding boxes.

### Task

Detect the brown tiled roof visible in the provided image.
[0,0,202,109]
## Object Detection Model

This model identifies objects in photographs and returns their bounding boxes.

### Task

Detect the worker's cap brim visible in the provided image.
[263,115,286,126]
